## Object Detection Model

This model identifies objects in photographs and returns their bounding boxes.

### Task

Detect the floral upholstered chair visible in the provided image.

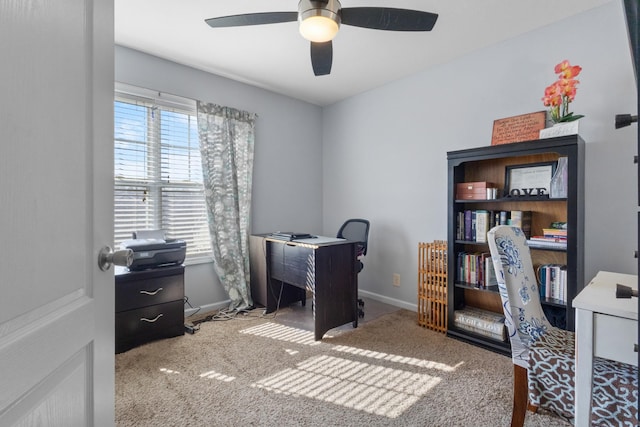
[487,225,638,427]
[487,225,574,426]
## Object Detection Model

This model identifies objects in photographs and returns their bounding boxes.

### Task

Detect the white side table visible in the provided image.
[573,271,638,426]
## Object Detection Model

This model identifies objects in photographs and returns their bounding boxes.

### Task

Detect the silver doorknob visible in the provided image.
[98,246,134,271]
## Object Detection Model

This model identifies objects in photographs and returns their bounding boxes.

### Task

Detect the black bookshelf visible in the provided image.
[446,136,585,356]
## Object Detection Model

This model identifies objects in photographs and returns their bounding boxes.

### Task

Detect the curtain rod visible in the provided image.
[115,82,258,118]
[115,82,196,111]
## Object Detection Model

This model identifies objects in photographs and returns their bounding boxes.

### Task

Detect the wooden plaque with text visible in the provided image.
[491,111,546,145]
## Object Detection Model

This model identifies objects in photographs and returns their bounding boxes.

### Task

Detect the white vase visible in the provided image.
[539,120,580,139]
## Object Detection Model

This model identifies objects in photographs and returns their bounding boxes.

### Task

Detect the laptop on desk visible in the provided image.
[269,231,314,241]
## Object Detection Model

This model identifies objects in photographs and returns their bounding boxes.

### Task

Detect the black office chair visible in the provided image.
[337,218,370,318]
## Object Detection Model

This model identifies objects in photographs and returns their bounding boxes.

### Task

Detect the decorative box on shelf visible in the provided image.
[456,181,496,200]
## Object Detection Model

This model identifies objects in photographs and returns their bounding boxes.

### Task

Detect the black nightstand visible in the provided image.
[115,265,185,353]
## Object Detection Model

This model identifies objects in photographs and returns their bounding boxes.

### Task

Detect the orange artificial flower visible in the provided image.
[542,60,584,123]
[554,60,582,79]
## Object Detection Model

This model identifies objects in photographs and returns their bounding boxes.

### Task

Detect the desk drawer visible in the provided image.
[116,271,184,312]
[594,313,638,366]
[115,300,184,353]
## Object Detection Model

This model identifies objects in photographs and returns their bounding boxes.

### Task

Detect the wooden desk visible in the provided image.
[250,235,359,340]
[573,271,638,426]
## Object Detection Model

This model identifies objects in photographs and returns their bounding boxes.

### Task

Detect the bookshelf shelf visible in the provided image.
[447,328,510,353]
[454,240,487,245]
[447,136,585,356]
[455,196,567,203]
[528,243,567,251]
[540,296,568,308]
[454,283,499,293]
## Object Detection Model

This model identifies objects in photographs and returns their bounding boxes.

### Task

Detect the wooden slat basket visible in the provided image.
[417,240,447,333]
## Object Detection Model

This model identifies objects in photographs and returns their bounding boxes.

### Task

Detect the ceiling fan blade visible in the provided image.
[310,41,332,76]
[341,7,438,31]
[205,12,298,28]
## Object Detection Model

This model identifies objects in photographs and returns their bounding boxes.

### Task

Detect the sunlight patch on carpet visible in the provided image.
[239,322,322,345]
[199,370,236,382]
[331,345,461,372]
[159,368,181,375]
[251,355,440,418]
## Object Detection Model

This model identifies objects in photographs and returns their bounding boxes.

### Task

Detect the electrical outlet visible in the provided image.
[393,273,401,287]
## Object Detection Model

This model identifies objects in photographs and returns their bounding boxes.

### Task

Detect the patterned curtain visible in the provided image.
[197,101,256,311]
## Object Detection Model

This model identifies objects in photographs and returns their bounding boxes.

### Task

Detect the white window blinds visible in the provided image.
[114,91,212,260]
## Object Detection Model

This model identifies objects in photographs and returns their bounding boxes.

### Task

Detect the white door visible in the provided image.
[0,1,114,425]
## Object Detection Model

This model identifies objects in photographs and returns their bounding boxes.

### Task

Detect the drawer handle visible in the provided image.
[140,314,163,323]
[140,288,163,296]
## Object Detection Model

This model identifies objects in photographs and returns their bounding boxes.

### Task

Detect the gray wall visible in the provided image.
[116,0,638,313]
[115,46,324,312]
[322,1,638,309]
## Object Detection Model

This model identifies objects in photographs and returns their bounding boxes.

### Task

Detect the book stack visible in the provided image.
[528,224,567,249]
[537,264,567,302]
[542,228,567,240]
[454,307,507,342]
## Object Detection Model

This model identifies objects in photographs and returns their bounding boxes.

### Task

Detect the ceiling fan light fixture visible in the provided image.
[298,0,342,43]
[299,16,340,42]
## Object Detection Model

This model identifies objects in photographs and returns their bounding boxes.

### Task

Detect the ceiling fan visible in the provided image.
[205,0,438,76]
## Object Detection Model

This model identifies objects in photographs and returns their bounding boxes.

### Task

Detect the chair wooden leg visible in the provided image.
[511,365,528,427]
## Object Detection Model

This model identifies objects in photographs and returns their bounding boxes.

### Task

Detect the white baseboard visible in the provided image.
[184,300,231,318]
[358,289,417,312]
[186,293,416,317]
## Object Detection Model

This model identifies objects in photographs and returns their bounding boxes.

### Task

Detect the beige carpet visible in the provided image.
[115,309,571,426]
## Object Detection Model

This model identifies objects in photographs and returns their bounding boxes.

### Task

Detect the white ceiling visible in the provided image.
[115,0,612,106]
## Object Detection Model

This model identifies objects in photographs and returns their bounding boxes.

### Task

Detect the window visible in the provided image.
[114,90,212,261]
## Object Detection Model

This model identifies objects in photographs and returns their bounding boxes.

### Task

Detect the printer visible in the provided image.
[120,230,186,271]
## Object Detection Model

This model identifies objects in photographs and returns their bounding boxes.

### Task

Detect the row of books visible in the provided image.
[457,256,568,303]
[456,251,498,288]
[456,209,532,243]
[537,264,568,303]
